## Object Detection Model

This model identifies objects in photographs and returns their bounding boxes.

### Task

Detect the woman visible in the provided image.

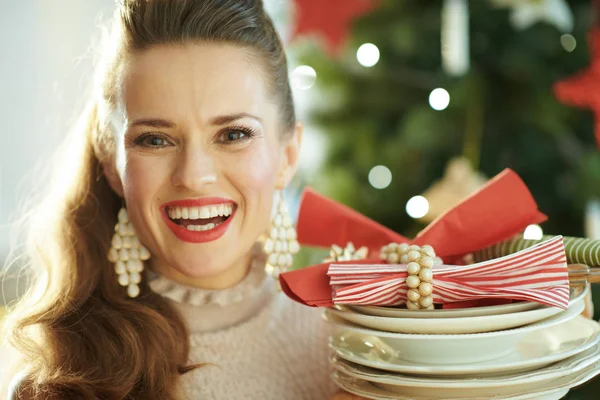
[1,1,364,398]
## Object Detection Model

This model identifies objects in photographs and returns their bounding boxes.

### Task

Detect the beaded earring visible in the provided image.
[107,207,151,298]
[263,191,300,279]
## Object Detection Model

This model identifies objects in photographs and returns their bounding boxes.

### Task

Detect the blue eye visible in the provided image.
[219,126,256,144]
[135,133,172,148]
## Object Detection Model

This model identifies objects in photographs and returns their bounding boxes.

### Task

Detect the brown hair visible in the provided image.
[1,1,294,398]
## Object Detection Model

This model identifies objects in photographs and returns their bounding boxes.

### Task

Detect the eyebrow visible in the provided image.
[127,113,263,129]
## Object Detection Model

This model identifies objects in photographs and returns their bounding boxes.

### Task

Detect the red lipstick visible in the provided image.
[161,197,236,243]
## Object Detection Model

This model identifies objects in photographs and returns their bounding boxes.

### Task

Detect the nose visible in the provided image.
[171,146,217,190]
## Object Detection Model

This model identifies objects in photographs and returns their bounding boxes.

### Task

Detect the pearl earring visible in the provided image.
[107,207,150,298]
[264,191,300,279]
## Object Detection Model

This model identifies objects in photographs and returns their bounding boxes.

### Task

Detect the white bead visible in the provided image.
[288,240,300,254]
[274,240,283,253]
[421,245,435,258]
[285,253,293,267]
[419,268,433,282]
[122,236,132,249]
[283,215,293,227]
[126,223,136,236]
[115,261,127,275]
[278,227,287,240]
[398,243,410,253]
[406,275,421,288]
[268,253,278,266]
[129,248,140,260]
[132,237,141,248]
[111,235,123,250]
[270,227,279,240]
[264,239,274,254]
[419,282,433,296]
[129,271,142,284]
[407,250,421,262]
[419,295,433,308]
[425,305,435,310]
[406,262,420,275]
[108,248,119,263]
[127,283,140,298]
[286,228,297,240]
[117,223,128,237]
[126,259,137,273]
[387,253,399,263]
[119,248,129,261]
[356,247,368,259]
[274,214,283,227]
[118,208,129,223]
[139,247,151,261]
[400,254,409,264]
[117,273,129,286]
[434,257,443,266]
[406,300,420,310]
[407,289,421,302]
[408,245,421,252]
[277,253,287,266]
[420,256,433,268]
[281,241,289,253]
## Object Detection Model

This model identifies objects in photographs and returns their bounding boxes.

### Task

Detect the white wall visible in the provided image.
[0,0,116,301]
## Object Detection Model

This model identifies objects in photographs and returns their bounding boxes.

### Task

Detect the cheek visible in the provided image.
[122,154,171,206]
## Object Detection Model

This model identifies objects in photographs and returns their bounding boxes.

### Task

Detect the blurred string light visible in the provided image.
[560,34,577,52]
[291,65,316,90]
[356,43,380,67]
[406,196,430,219]
[368,165,392,189]
[523,224,544,240]
[429,88,450,111]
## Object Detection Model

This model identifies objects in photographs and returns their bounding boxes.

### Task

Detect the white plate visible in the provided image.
[330,300,569,334]
[331,342,600,398]
[348,300,541,319]
[332,360,600,400]
[325,293,585,365]
[329,311,598,375]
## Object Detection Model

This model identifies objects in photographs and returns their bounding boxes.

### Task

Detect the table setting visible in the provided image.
[279,169,600,399]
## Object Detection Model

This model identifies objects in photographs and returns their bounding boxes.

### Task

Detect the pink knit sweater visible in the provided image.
[149,257,337,400]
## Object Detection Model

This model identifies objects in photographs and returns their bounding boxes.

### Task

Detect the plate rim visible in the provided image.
[331,342,600,388]
[324,287,586,340]
[329,314,600,375]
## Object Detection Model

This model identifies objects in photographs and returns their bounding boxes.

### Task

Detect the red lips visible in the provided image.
[161,197,236,243]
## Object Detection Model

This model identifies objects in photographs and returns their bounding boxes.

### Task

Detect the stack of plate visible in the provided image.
[325,285,600,399]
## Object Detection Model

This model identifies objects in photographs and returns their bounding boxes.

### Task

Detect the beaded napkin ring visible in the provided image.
[380,243,442,310]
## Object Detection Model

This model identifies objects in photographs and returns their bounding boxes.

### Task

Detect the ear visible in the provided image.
[275,121,303,190]
[102,156,125,198]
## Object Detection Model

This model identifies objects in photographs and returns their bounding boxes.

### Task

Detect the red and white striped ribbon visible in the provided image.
[328,236,569,309]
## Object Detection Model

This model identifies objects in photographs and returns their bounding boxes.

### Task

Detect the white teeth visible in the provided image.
[186,222,217,231]
[168,203,234,220]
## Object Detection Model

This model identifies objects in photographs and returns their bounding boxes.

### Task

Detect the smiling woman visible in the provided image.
[0,1,343,399]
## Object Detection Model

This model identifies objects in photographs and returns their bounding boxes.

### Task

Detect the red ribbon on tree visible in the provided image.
[291,0,379,55]
[553,27,600,148]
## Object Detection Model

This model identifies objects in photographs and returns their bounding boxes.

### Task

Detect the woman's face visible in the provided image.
[110,43,300,286]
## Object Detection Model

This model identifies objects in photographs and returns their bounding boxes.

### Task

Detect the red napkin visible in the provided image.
[281,168,547,308]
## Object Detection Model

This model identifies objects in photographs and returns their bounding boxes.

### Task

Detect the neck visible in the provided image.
[150,251,254,290]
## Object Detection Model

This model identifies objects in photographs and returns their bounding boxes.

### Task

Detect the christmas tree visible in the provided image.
[292,1,600,397]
